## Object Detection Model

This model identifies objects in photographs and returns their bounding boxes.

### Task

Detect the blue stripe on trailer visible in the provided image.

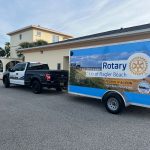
[125,92,150,106]
[69,85,150,107]
[69,85,106,98]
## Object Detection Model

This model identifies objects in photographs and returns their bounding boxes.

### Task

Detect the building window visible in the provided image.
[37,31,41,37]
[57,63,61,70]
[19,34,22,40]
[52,35,59,43]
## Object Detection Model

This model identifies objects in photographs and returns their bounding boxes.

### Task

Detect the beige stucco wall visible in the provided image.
[10,30,34,58]
[33,29,67,43]
[24,49,70,70]
[10,28,71,59]
[33,29,52,43]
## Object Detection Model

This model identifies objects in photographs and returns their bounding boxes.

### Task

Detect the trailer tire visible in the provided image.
[103,92,125,114]
[32,80,42,94]
[3,77,10,88]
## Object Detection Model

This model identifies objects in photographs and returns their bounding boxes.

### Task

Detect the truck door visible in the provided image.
[9,63,27,85]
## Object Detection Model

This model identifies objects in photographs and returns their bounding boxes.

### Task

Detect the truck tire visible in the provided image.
[56,87,62,92]
[103,92,125,114]
[32,80,42,94]
[3,77,10,88]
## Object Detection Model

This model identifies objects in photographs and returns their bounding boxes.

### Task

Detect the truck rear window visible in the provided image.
[27,63,49,70]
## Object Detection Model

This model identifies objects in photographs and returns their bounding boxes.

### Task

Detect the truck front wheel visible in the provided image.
[32,80,42,94]
[3,77,10,88]
[56,87,62,92]
[103,92,125,114]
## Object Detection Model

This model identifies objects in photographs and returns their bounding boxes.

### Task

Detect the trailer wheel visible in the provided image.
[103,92,125,114]
[32,80,42,94]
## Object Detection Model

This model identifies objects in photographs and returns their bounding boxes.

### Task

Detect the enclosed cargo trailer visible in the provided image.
[68,40,150,114]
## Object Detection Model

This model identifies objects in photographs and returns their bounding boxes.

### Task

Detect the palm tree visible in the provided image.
[0,47,5,57]
[4,42,10,57]
[0,42,11,58]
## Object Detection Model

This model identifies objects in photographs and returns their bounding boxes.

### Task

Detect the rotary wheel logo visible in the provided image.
[129,56,148,75]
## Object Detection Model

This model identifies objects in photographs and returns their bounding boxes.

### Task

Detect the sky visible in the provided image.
[0,0,150,47]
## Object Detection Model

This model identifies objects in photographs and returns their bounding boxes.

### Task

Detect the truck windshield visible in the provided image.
[27,63,49,70]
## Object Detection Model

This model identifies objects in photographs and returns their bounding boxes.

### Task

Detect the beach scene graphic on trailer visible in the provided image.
[69,41,150,95]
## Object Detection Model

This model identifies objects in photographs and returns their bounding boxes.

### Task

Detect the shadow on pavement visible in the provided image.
[67,94,150,118]
[8,84,66,95]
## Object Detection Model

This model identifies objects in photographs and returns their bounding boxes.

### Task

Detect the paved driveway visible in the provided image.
[0,81,150,150]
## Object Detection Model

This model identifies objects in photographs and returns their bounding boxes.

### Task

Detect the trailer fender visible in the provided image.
[102,90,128,107]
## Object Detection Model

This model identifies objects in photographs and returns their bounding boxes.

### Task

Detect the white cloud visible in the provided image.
[59,0,150,36]
[0,0,150,47]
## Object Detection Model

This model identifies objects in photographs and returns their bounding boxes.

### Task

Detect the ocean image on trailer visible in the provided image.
[70,41,150,94]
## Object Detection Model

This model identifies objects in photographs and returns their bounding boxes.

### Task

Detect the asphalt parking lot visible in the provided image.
[0,81,150,150]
